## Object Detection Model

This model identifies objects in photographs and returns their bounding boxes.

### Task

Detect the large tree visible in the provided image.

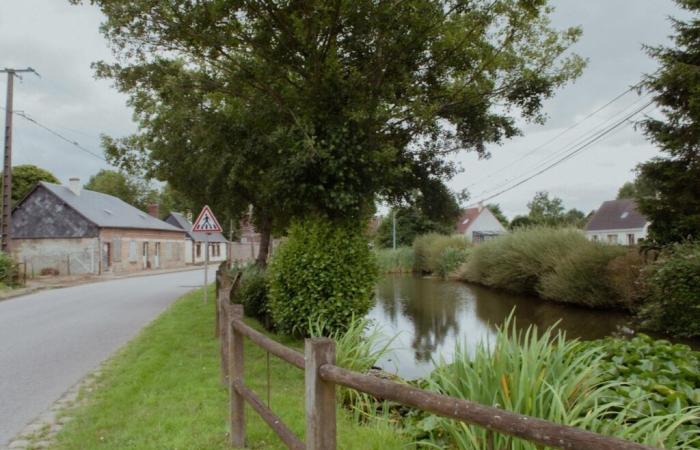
[2,165,59,205]
[637,0,700,244]
[84,170,158,212]
[75,0,584,264]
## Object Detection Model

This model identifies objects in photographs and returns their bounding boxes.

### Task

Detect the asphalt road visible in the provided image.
[0,267,216,446]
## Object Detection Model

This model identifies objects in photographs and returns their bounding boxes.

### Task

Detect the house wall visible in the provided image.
[464,210,507,242]
[98,228,186,273]
[191,240,229,264]
[585,227,647,245]
[12,185,98,238]
[185,239,193,264]
[12,238,100,276]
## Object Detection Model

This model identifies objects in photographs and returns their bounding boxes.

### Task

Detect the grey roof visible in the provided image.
[38,182,184,232]
[585,199,648,231]
[164,211,228,243]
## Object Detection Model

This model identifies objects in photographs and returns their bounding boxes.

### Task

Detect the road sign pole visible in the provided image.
[204,232,209,303]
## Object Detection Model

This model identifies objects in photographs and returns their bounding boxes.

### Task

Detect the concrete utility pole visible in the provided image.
[1,67,38,252]
[392,210,397,250]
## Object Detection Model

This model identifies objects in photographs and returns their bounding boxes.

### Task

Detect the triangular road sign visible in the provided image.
[192,205,223,232]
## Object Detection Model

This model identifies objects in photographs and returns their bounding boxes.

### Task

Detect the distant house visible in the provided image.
[456,205,507,243]
[584,199,649,245]
[164,211,229,264]
[11,178,186,275]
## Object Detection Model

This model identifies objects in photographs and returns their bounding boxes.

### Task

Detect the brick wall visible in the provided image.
[99,228,187,273]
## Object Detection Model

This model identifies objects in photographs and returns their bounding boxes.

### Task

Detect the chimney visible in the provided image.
[147,203,160,219]
[69,177,81,196]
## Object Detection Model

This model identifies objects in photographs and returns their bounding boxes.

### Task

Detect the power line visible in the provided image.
[465,100,655,207]
[0,106,108,162]
[465,80,645,189]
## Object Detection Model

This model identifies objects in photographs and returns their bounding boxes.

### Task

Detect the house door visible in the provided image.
[102,242,111,272]
[142,242,149,269]
[154,242,161,269]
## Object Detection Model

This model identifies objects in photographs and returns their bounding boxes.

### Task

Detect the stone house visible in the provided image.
[584,199,649,245]
[164,211,229,264]
[11,178,186,276]
[455,205,508,243]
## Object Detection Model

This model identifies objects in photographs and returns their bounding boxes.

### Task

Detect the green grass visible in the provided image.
[374,247,415,274]
[52,286,410,449]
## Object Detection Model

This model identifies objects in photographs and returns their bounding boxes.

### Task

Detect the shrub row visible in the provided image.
[413,233,470,275]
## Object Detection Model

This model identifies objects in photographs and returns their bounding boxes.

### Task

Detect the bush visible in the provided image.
[267,217,378,336]
[607,250,647,308]
[435,247,470,279]
[0,252,16,284]
[413,233,469,274]
[639,241,700,337]
[231,264,269,322]
[459,227,588,295]
[374,247,415,274]
[538,242,628,308]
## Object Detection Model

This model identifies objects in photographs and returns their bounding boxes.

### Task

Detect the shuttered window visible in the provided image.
[112,238,122,262]
[129,240,137,262]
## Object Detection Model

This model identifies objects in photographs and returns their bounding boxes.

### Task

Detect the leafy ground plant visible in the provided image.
[411,316,700,449]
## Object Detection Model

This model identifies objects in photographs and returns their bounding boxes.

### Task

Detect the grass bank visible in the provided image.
[52,286,409,449]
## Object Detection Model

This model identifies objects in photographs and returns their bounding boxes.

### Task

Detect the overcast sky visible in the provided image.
[0,1,688,219]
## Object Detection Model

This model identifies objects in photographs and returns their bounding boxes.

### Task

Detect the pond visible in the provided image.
[367,275,630,380]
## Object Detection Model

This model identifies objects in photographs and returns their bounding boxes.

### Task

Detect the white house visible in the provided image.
[584,199,649,245]
[164,212,230,264]
[455,206,507,243]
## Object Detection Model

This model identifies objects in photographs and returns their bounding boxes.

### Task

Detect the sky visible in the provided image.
[0,0,689,219]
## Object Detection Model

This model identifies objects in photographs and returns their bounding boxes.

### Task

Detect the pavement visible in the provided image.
[0,266,216,447]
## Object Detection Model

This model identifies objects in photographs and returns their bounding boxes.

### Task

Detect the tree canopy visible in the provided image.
[84,170,158,213]
[75,0,584,262]
[510,191,586,229]
[637,0,700,244]
[3,165,59,205]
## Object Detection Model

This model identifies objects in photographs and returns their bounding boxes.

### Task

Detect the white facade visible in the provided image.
[461,209,507,242]
[585,225,648,245]
[186,238,229,264]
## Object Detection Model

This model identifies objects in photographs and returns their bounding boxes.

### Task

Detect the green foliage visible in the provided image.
[581,335,700,418]
[375,206,454,249]
[538,243,628,308]
[639,241,700,337]
[231,264,269,323]
[636,2,700,245]
[267,218,378,336]
[459,227,587,295]
[412,318,700,449]
[84,170,158,212]
[436,247,471,279]
[374,247,415,274]
[486,203,509,227]
[413,234,470,274]
[2,164,59,205]
[0,251,17,285]
[525,191,587,228]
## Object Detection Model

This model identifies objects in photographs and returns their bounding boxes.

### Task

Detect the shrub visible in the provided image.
[413,233,469,274]
[607,250,647,308]
[435,247,470,279]
[0,252,16,284]
[639,241,700,337]
[538,242,627,308]
[231,264,269,322]
[374,247,414,274]
[267,217,378,336]
[459,227,588,295]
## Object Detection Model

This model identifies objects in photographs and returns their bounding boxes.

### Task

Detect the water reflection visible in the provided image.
[369,275,630,380]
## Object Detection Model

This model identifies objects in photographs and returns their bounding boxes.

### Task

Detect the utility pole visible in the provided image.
[392,210,397,250]
[1,67,38,253]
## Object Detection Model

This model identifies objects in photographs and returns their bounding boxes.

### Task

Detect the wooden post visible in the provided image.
[305,338,336,450]
[229,304,245,448]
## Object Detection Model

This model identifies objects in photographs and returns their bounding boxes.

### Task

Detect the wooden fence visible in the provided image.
[215,267,660,450]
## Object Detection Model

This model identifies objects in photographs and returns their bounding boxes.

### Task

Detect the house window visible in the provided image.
[128,240,137,262]
[112,238,122,262]
[592,235,599,242]
[607,234,618,244]
[196,243,201,258]
[627,234,635,246]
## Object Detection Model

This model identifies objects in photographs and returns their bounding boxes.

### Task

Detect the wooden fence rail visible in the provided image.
[215,269,660,450]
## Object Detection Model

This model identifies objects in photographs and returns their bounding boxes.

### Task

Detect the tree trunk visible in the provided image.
[256,218,272,267]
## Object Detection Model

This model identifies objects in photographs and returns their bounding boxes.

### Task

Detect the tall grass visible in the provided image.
[419,316,700,449]
[413,234,470,274]
[374,247,415,274]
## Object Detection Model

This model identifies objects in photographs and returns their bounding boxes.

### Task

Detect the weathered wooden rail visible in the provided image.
[215,268,660,450]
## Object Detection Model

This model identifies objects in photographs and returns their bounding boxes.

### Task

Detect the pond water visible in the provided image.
[367,275,630,380]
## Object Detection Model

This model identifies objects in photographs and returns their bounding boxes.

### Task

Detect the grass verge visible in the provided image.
[52,286,409,449]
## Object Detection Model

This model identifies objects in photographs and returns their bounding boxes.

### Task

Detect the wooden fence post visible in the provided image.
[305,338,336,450]
[229,304,245,448]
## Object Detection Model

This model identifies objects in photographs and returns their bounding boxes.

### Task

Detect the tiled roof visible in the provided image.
[585,199,648,231]
[39,182,183,232]
[164,212,228,243]
[455,207,482,234]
